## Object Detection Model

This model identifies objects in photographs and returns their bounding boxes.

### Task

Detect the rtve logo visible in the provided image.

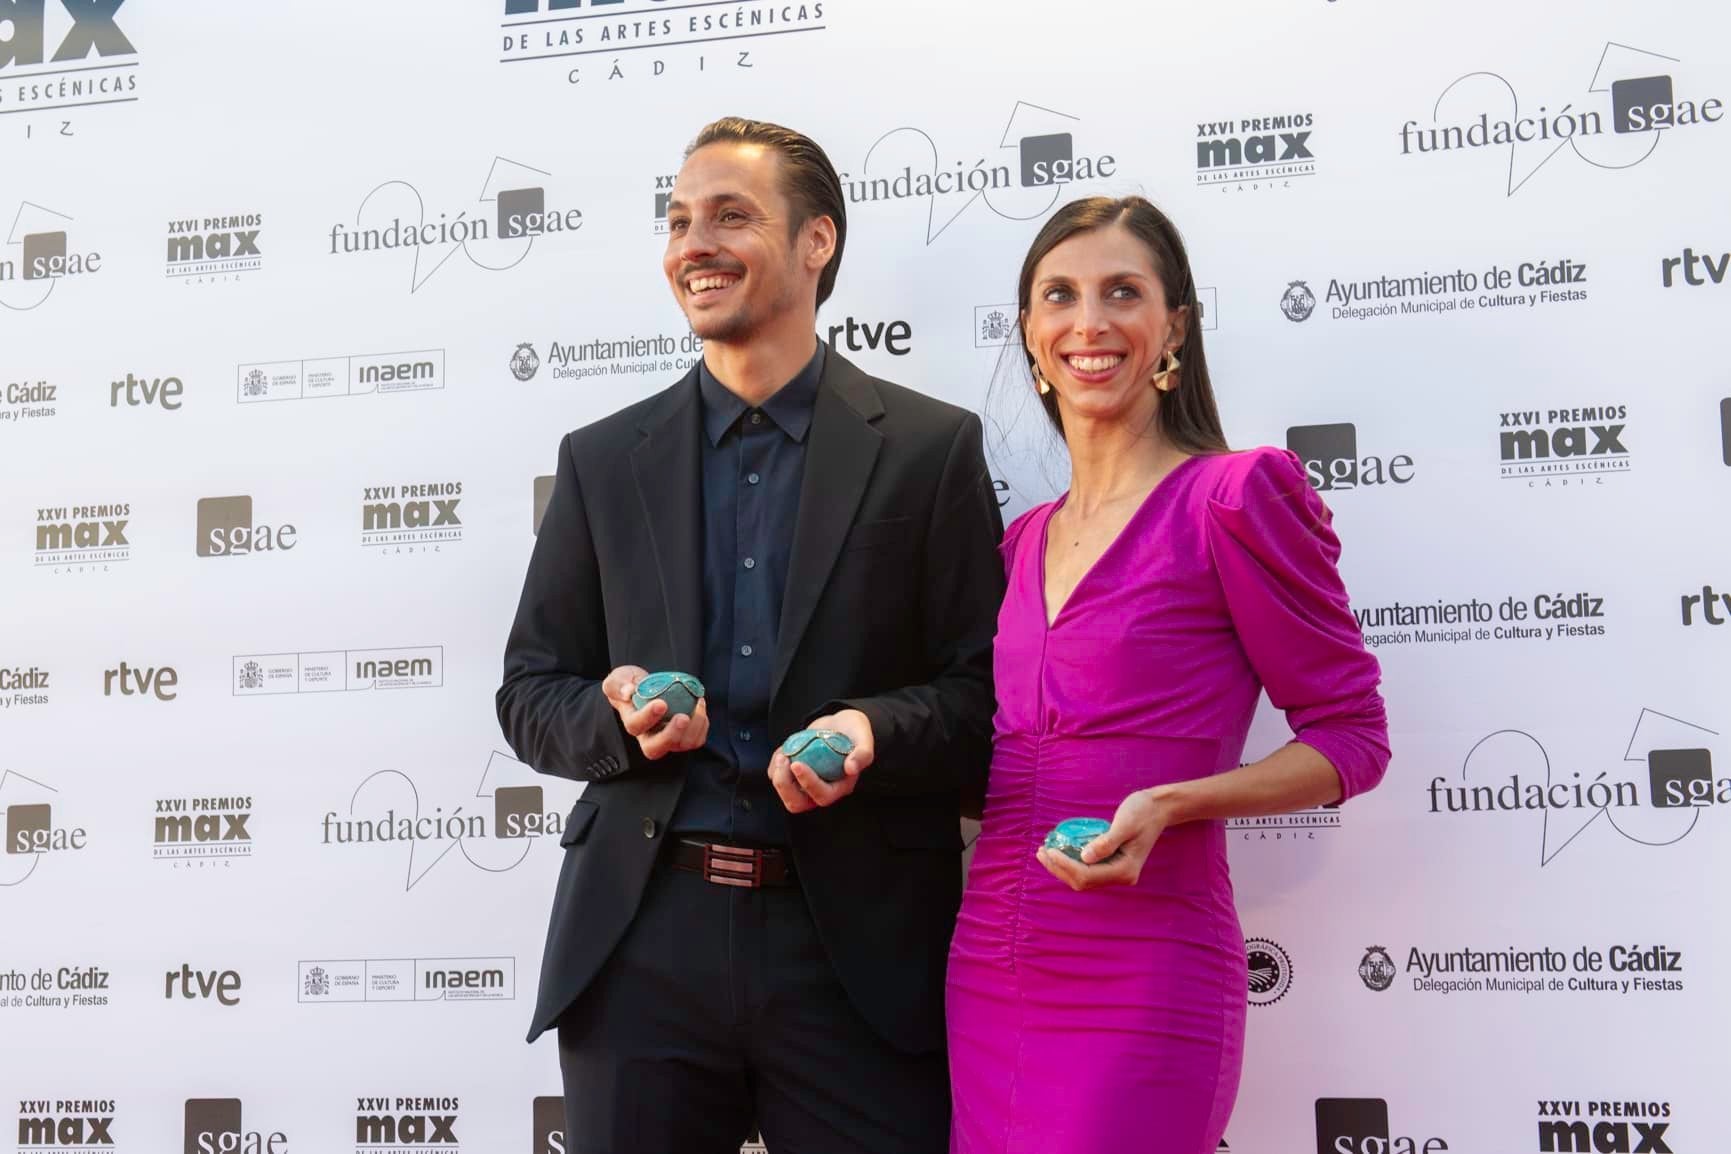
[104,660,177,700]
[1660,246,1728,287]
[0,0,135,69]
[1680,584,1731,627]
[110,372,183,409]
[164,964,241,1006]
[826,317,912,357]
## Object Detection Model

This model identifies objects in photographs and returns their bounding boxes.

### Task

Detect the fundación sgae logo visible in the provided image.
[843,101,1119,245]
[319,751,577,891]
[1399,40,1724,195]
[1430,708,1723,867]
[327,157,579,294]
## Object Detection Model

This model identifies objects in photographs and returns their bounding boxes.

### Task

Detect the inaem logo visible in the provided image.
[531,1096,563,1154]
[183,1099,287,1154]
[1315,1098,1447,1154]
[195,496,299,557]
[1286,424,1415,492]
[16,1100,116,1148]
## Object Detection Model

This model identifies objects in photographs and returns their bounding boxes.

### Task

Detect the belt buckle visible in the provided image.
[701,843,762,888]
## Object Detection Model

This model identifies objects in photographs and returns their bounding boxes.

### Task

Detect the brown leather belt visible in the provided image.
[670,838,795,888]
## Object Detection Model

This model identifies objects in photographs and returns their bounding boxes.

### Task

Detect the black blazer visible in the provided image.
[497,350,1005,1052]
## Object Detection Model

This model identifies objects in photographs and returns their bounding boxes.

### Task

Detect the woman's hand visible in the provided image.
[1036,787,1172,891]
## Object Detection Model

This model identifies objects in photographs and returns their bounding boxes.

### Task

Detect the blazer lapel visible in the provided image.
[629,369,703,675]
[772,354,884,703]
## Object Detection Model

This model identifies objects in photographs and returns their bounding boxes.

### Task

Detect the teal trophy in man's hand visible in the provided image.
[779,728,854,782]
[631,672,705,731]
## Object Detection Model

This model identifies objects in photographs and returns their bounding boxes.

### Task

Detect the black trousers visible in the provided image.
[556,862,949,1154]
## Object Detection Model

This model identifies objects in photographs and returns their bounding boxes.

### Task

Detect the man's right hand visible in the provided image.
[601,664,710,760]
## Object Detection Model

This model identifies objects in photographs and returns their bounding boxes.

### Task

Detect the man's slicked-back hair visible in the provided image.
[686,117,847,308]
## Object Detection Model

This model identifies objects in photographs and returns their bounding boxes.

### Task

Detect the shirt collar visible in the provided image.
[699,341,826,446]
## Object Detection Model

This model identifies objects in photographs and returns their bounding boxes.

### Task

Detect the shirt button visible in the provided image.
[641,817,657,839]
[743,557,756,570]
[747,472,761,485]
[738,729,752,742]
[750,412,764,425]
[740,644,753,657]
[740,798,754,812]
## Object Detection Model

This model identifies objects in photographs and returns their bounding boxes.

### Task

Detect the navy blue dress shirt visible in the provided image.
[668,342,825,845]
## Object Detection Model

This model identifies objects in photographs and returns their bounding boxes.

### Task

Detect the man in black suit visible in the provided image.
[497,117,1003,1153]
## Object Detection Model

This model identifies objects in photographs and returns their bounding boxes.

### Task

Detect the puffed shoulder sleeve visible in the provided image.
[1204,448,1390,801]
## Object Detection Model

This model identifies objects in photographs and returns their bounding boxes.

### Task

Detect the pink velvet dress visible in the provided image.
[946,447,1390,1154]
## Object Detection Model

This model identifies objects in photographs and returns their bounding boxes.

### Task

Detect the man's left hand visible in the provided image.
[769,708,876,814]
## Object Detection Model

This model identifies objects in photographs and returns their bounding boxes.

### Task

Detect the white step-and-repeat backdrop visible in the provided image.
[3,1,1727,1151]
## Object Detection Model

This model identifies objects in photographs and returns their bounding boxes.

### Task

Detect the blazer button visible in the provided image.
[641,817,657,839]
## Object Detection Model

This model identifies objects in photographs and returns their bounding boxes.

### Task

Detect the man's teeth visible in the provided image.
[1067,354,1123,373]
[689,275,738,293]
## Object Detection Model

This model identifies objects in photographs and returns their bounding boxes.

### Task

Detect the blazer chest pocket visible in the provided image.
[843,517,911,552]
[559,799,600,847]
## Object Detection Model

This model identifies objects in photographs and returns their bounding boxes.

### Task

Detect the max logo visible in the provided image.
[0,0,135,67]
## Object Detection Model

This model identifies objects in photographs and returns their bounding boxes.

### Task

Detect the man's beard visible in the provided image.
[684,259,800,344]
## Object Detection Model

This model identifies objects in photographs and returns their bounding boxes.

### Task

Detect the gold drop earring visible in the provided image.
[1151,348,1181,392]
[1034,366,1052,396]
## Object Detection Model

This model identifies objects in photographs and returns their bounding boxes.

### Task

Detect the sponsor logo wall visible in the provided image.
[0,2,1724,1149]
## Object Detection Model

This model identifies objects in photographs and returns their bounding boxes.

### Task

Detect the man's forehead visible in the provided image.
[674,142,779,194]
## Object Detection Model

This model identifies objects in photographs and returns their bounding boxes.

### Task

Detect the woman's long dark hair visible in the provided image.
[1017,196,1228,454]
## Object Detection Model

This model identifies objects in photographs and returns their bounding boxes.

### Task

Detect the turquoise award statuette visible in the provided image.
[1043,817,1112,862]
[779,728,854,782]
[631,672,705,731]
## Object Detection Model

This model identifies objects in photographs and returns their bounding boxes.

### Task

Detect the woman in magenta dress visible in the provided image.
[946,196,1391,1154]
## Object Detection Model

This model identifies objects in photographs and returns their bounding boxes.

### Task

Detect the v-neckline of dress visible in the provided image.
[1038,454,1202,632]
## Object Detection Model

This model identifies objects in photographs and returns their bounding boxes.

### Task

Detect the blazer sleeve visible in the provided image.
[818,411,1006,799]
[495,431,643,784]
[1204,448,1390,801]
